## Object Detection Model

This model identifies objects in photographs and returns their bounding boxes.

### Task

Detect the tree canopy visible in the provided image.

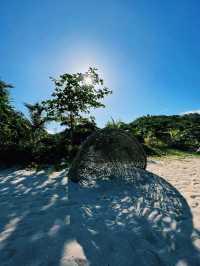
[43,67,112,136]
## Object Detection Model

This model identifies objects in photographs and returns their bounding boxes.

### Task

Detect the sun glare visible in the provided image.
[83,76,93,86]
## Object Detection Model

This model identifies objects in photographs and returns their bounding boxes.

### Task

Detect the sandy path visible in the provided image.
[147,157,200,230]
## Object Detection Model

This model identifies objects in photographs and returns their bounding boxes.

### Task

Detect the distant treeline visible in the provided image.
[1,76,200,165]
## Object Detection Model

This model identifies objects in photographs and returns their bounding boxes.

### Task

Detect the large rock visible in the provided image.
[68,128,147,183]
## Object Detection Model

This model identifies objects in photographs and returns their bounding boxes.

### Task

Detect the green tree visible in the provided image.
[0,80,31,164]
[24,103,49,132]
[0,80,14,144]
[43,67,112,146]
[0,80,13,107]
[24,102,50,151]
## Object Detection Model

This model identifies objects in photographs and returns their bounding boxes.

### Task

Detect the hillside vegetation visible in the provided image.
[105,114,200,156]
[129,114,200,154]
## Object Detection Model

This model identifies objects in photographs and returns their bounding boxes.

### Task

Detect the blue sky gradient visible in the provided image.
[1,0,200,130]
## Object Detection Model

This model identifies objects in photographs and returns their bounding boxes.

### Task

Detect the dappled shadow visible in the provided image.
[0,167,199,265]
[0,167,70,266]
[69,168,200,266]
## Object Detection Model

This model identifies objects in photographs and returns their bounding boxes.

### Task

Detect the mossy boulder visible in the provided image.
[69,128,147,183]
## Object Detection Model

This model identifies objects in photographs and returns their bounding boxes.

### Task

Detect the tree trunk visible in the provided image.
[69,113,74,147]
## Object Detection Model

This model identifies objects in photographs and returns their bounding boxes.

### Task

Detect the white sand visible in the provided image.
[147,157,200,230]
[0,159,199,266]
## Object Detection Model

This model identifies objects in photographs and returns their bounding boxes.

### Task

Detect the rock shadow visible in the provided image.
[0,167,199,266]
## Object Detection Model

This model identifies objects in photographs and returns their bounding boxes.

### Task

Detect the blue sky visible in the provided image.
[1,0,200,131]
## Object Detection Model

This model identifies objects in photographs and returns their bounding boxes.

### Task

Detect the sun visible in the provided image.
[83,76,93,86]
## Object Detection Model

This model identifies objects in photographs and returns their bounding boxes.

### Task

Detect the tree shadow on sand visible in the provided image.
[0,167,200,265]
[0,167,71,266]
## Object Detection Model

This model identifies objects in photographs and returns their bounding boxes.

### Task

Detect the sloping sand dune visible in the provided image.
[0,159,199,266]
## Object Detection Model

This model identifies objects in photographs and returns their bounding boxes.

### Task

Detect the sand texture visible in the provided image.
[0,158,199,266]
[148,157,200,230]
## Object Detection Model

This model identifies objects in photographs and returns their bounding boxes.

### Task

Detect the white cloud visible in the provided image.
[180,109,200,115]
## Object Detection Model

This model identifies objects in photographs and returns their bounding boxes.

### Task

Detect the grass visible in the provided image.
[149,147,200,160]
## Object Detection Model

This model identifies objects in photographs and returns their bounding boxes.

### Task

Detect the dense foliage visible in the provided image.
[105,115,200,153]
[0,80,31,164]
[129,114,200,151]
[0,69,109,165]
[0,72,200,165]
